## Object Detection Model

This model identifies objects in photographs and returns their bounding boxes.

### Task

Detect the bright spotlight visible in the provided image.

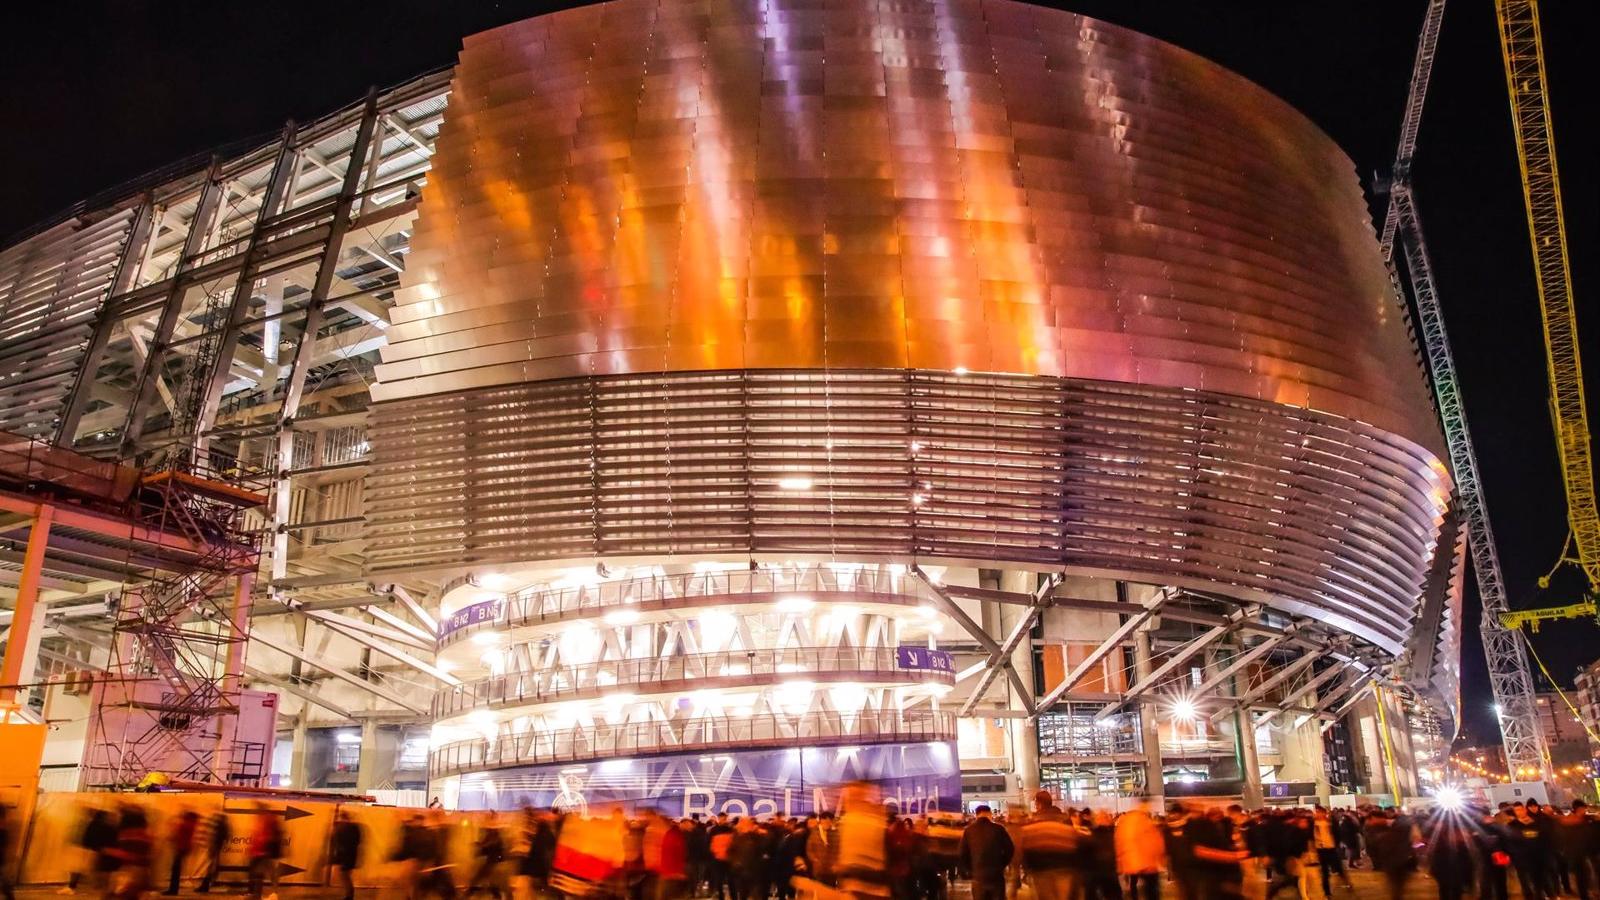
[1434,786,1463,811]
[1172,698,1197,721]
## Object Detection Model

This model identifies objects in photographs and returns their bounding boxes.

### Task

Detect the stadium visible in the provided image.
[0,0,1459,811]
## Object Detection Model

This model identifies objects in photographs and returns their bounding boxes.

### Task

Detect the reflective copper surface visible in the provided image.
[366,0,1455,662]
[376,0,1435,452]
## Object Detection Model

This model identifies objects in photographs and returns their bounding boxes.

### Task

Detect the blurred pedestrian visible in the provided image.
[417,808,457,900]
[163,810,199,895]
[1084,811,1119,900]
[246,805,285,900]
[833,783,892,900]
[774,818,807,900]
[1189,807,1247,900]
[195,812,230,894]
[1361,809,1415,900]
[684,816,709,898]
[1556,801,1595,900]
[641,808,687,900]
[730,819,768,900]
[1115,803,1163,900]
[107,806,154,900]
[958,806,1013,900]
[1311,808,1351,897]
[331,810,363,900]
[1477,808,1513,900]
[1020,790,1083,900]
[708,814,736,900]
[62,804,119,896]
[468,816,508,900]
[805,813,835,888]
[1,803,17,900]
[1427,812,1475,900]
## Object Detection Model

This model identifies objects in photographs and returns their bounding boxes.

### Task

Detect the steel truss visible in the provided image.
[1390,185,1549,780]
[1374,0,1549,780]
[0,71,454,731]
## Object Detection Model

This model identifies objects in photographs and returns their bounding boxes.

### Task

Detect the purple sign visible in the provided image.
[453,741,961,818]
[896,646,954,673]
[440,598,503,644]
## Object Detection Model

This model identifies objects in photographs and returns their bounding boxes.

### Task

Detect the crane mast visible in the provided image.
[1381,0,1552,780]
[1390,187,1551,780]
[1495,0,1600,593]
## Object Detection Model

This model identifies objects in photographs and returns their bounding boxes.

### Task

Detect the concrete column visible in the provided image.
[1001,570,1039,798]
[1134,630,1165,805]
[213,572,254,775]
[1,505,54,707]
[356,718,382,792]
[289,712,310,789]
[1236,711,1264,808]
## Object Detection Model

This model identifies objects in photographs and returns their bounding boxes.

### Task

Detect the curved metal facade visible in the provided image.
[375,0,1436,452]
[366,0,1452,660]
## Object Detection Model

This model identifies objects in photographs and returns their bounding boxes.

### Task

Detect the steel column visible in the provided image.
[210,572,255,775]
[0,505,53,704]
[192,126,300,450]
[120,168,227,456]
[269,91,380,585]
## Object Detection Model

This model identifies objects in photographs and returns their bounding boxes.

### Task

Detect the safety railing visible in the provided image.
[432,645,953,719]
[439,566,935,649]
[0,431,142,507]
[428,709,957,778]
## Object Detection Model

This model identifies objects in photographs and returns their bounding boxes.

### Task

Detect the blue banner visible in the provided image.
[439,598,503,643]
[452,741,961,818]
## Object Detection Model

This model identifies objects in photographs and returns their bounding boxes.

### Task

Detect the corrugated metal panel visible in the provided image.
[0,209,135,440]
[364,368,1449,657]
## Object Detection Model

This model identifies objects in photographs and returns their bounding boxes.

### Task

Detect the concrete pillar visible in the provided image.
[1134,629,1165,806]
[289,711,310,789]
[213,572,254,775]
[356,718,382,792]
[1001,570,1039,798]
[1,505,54,707]
[1237,711,1264,808]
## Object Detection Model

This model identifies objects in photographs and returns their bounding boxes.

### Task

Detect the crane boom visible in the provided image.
[1495,0,1600,592]
[1391,185,1551,781]
[1379,0,1447,258]
[1379,0,1550,780]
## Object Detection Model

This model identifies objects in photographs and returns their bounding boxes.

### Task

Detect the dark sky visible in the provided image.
[2,1,1593,744]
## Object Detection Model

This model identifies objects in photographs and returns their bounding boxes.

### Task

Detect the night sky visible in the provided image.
[2,1,1593,745]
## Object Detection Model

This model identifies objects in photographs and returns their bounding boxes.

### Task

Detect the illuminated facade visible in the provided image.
[0,0,1460,805]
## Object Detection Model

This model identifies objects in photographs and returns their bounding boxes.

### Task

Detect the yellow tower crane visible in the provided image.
[1491,0,1599,633]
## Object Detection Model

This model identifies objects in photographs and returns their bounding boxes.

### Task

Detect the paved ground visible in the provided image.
[12,869,1469,900]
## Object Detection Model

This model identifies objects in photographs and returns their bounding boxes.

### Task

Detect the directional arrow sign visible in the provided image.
[225,805,312,821]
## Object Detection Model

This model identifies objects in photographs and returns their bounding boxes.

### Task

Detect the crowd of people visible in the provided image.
[11,788,1600,900]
